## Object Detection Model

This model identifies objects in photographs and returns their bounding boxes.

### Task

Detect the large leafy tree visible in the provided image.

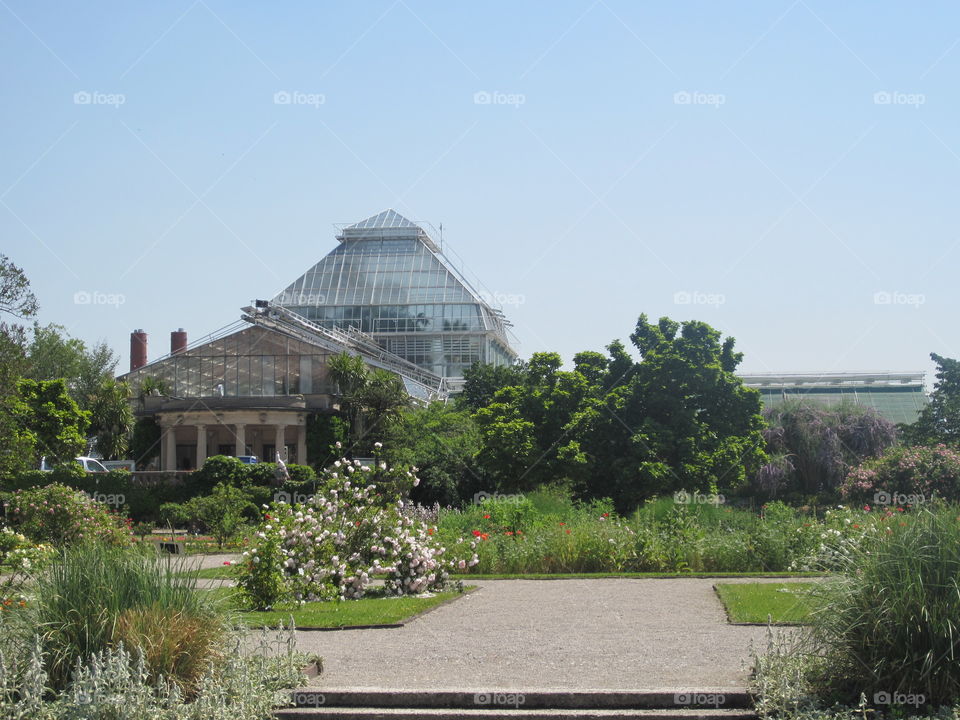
[469,315,766,510]
[0,255,38,475]
[903,353,960,445]
[26,324,118,411]
[15,378,89,466]
[383,401,483,506]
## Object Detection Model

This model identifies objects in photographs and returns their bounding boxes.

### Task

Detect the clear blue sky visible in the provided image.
[3,2,958,383]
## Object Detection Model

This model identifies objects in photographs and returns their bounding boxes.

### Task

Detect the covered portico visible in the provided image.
[148,397,313,471]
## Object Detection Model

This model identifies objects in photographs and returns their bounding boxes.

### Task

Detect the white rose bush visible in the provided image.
[237,449,479,609]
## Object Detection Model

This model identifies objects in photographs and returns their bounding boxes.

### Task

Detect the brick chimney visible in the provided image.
[130,330,147,371]
[171,328,187,354]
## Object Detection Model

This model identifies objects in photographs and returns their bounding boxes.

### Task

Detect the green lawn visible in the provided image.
[205,586,472,628]
[714,582,817,624]
[452,571,826,580]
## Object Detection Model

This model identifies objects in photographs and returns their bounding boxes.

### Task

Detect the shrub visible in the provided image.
[183,483,255,548]
[4,483,131,546]
[191,456,247,492]
[757,401,896,500]
[806,502,960,705]
[237,454,478,609]
[841,444,960,503]
[26,543,228,690]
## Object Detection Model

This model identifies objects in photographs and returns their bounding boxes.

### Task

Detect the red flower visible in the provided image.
[852,524,860,529]
[472,530,482,537]
[428,528,434,535]
[565,529,571,535]
[483,514,491,519]
[505,531,514,536]
[897,507,905,512]
[863,505,871,512]
[602,513,609,517]
[223,561,232,565]
[355,520,361,526]
[480,533,489,541]
[265,514,272,520]
[559,522,566,526]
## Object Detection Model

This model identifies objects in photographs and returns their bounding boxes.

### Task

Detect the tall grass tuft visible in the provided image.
[27,543,228,691]
[807,501,960,705]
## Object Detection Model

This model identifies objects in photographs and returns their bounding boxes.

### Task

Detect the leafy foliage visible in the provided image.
[13,379,88,467]
[841,444,960,502]
[757,400,897,500]
[903,352,960,445]
[4,483,132,547]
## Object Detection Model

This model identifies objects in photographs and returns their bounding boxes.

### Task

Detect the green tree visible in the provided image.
[88,377,134,459]
[0,255,38,476]
[327,353,410,451]
[902,353,960,445]
[383,401,482,506]
[25,324,118,411]
[130,416,162,469]
[459,360,526,411]
[15,378,89,466]
[183,482,253,549]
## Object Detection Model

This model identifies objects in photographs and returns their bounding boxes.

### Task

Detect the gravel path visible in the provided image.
[292,578,791,691]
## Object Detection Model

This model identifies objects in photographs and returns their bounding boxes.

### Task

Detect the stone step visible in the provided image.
[274,708,756,720]
[278,689,752,712]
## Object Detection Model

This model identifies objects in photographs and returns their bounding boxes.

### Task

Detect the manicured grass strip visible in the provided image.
[453,571,827,580]
[714,582,817,624]
[204,586,473,629]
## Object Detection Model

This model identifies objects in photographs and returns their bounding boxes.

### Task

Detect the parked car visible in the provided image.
[236,455,259,464]
[40,456,109,473]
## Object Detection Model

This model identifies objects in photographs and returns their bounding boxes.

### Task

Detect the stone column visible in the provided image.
[274,424,287,461]
[297,424,307,465]
[196,424,207,467]
[235,423,246,457]
[164,425,177,471]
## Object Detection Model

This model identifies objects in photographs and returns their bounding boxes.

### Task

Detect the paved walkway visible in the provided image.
[291,578,793,691]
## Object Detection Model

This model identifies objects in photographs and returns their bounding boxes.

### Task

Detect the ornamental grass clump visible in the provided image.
[237,450,479,609]
[805,502,960,706]
[26,543,228,692]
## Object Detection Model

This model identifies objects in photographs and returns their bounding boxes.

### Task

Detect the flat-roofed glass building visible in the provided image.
[273,209,517,380]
